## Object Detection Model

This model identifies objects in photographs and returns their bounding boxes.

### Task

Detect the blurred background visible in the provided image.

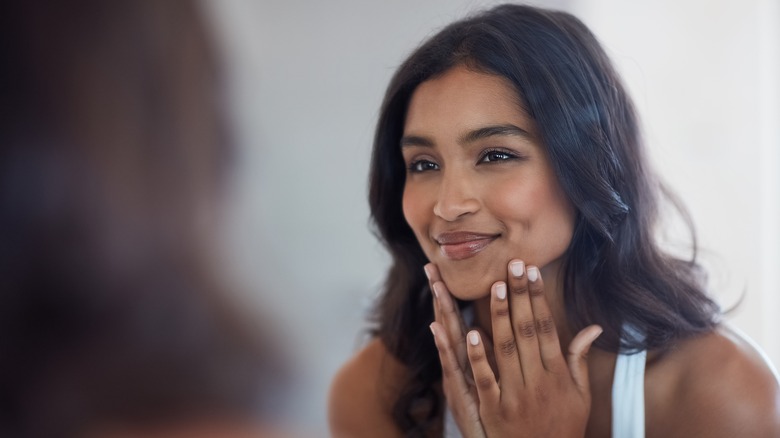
[202,0,780,432]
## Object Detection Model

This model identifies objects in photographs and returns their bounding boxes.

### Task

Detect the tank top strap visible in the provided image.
[611,348,646,438]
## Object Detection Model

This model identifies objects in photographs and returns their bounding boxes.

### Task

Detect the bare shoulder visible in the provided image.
[328,338,406,438]
[646,325,780,437]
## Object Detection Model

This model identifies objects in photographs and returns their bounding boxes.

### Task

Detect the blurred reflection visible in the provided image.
[0,1,289,437]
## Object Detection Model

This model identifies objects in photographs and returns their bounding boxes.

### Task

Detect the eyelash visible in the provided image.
[477,148,522,163]
[406,148,523,173]
[407,160,439,173]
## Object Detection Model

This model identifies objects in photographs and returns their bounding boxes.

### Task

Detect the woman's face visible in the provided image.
[401,65,576,300]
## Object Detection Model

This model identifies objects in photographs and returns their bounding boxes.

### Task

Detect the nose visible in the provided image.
[433,169,480,221]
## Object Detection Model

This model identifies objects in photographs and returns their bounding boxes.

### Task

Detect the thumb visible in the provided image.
[567,325,603,396]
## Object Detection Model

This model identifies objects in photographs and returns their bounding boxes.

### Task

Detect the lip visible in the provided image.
[434,232,499,261]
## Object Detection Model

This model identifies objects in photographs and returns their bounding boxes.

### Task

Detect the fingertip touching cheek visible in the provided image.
[400,65,576,301]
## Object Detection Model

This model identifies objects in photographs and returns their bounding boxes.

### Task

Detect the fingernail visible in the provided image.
[510,261,524,277]
[432,282,441,299]
[423,265,432,280]
[527,267,539,282]
[468,331,479,346]
[496,282,507,300]
[430,323,437,337]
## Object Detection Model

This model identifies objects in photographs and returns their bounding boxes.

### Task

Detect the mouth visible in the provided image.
[434,232,499,261]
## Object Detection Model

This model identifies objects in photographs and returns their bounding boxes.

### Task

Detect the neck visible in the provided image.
[472,260,573,352]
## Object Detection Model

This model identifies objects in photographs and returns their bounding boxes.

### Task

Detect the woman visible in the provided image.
[330,4,780,437]
[0,1,287,437]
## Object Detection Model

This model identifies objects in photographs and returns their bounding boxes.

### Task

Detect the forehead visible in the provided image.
[404,65,533,135]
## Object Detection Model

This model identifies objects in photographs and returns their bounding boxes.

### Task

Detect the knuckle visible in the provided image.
[475,375,494,390]
[511,283,528,296]
[534,385,550,404]
[499,401,518,419]
[529,284,545,297]
[517,320,536,338]
[494,306,510,318]
[497,338,517,357]
[536,315,555,335]
[469,350,486,363]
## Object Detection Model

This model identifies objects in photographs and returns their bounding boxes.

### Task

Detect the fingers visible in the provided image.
[430,322,468,384]
[425,264,443,325]
[524,265,568,374]
[431,320,482,429]
[472,326,497,380]
[489,280,524,390]
[426,264,468,371]
[567,324,603,396]
[430,261,585,392]
[466,330,499,408]
[506,260,543,381]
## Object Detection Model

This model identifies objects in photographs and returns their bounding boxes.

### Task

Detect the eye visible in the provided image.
[478,148,519,163]
[407,159,439,173]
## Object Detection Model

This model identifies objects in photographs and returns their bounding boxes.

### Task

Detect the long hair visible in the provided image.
[368,4,719,435]
[0,1,279,436]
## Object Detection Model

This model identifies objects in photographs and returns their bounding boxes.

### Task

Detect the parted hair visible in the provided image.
[367,4,720,435]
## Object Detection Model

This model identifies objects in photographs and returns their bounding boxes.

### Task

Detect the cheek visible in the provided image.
[529,187,577,255]
[486,177,538,225]
[488,177,575,256]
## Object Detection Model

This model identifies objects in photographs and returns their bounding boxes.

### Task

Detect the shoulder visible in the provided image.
[328,338,407,438]
[646,325,780,437]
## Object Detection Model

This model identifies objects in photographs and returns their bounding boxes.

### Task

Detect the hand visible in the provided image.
[428,260,602,437]
[425,263,485,437]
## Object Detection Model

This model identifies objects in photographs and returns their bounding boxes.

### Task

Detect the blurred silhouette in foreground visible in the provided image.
[0,1,289,437]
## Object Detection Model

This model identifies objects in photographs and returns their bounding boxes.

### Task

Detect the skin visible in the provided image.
[427,261,602,437]
[399,65,575,306]
[329,65,780,437]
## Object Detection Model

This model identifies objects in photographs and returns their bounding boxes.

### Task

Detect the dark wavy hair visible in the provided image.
[367,4,720,435]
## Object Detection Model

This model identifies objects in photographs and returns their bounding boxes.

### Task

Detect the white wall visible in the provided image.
[571,0,780,367]
[203,0,779,430]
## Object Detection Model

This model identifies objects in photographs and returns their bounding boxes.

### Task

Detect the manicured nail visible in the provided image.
[527,267,539,282]
[510,261,524,277]
[496,282,507,300]
[432,282,442,298]
[468,331,479,346]
[430,323,437,337]
[423,265,432,280]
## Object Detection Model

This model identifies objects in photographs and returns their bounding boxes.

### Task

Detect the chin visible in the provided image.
[437,263,499,302]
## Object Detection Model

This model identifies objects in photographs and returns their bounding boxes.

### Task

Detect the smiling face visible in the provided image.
[401,65,576,300]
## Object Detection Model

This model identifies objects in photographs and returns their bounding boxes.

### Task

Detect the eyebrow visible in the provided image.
[400,124,532,148]
[459,124,532,144]
[399,135,435,148]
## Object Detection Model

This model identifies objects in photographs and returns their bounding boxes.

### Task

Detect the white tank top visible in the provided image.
[442,349,647,438]
[611,349,646,437]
